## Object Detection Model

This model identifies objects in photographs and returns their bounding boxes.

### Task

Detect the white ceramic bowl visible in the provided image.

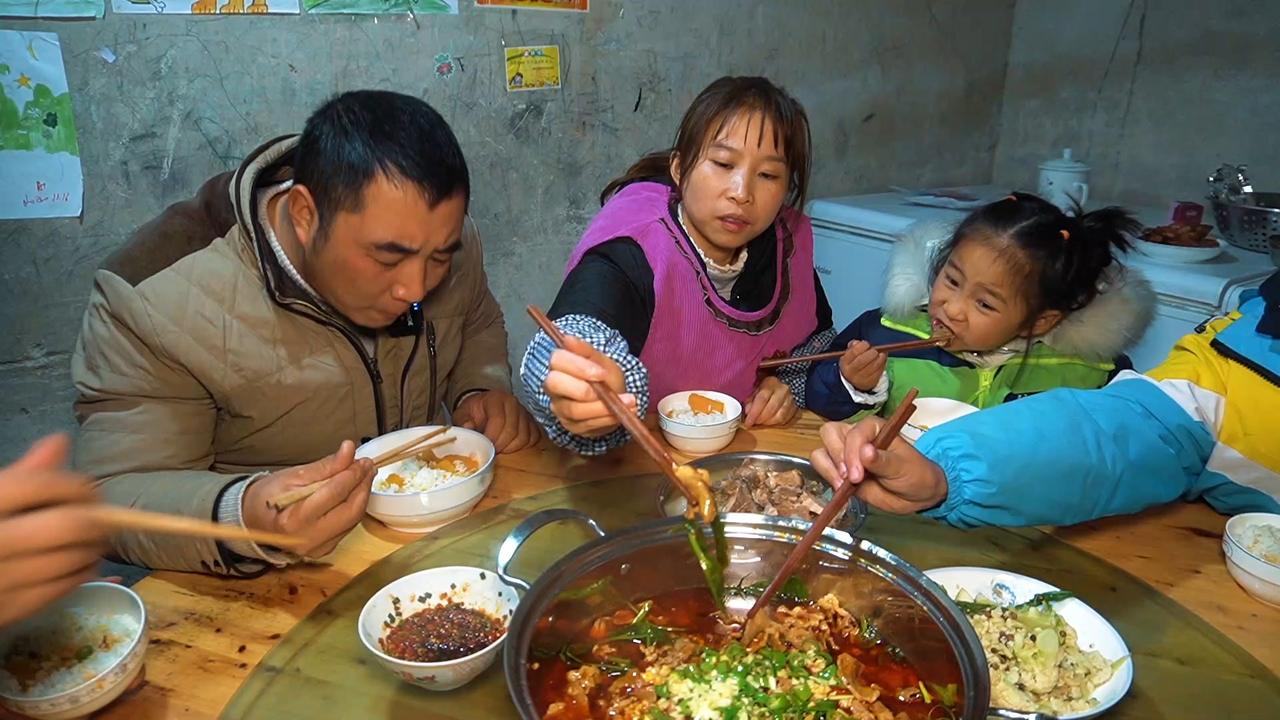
[361,426,496,533]
[1135,236,1223,264]
[657,390,743,455]
[1223,512,1280,607]
[357,566,518,691]
[925,567,1132,720]
[0,582,148,720]
[900,397,980,443]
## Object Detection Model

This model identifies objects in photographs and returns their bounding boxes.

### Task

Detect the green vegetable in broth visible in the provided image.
[684,518,725,611]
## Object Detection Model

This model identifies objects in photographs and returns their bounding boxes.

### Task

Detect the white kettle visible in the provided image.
[1038,148,1090,213]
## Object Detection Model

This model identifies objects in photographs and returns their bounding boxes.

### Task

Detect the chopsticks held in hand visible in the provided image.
[744,388,920,623]
[526,305,686,492]
[757,335,951,370]
[268,427,453,511]
[89,505,304,551]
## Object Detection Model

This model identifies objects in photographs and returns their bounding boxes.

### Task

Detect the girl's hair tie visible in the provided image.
[1004,195,1017,202]
[1059,229,1070,241]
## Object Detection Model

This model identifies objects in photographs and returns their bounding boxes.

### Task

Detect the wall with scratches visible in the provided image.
[0,0,1016,459]
[994,0,1280,206]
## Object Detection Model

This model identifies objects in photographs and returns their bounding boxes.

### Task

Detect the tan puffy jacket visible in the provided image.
[71,136,513,575]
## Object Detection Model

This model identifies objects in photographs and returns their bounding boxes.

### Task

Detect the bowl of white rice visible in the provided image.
[657,390,742,454]
[0,582,147,720]
[362,425,496,534]
[1224,512,1280,607]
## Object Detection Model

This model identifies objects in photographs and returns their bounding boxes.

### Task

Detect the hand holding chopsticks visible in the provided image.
[267,426,454,511]
[537,323,640,438]
[238,440,374,558]
[527,306,717,523]
[108,435,392,557]
[744,388,920,623]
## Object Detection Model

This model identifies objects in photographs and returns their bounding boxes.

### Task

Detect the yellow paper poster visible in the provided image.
[505,45,561,92]
[478,0,586,11]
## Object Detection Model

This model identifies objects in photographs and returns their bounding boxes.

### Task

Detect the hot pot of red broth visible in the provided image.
[496,509,991,720]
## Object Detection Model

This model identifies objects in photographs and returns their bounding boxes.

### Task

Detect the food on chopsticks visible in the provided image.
[379,601,505,663]
[0,609,138,697]
[665,393,731,425]
[668,462,729,611]
[712,459,847,523]
[526,305,728,612]
[530,587,954,720]
[375,452,481,494]
[952,590,1120,715]
[1140,223,1216,248]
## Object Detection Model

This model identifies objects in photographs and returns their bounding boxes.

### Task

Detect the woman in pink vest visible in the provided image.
[520,76,834,455]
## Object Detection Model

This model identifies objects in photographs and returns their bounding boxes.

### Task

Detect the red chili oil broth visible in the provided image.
[526,586,947,719]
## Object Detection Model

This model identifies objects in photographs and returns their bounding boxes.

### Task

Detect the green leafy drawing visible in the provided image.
[0,81,80,156]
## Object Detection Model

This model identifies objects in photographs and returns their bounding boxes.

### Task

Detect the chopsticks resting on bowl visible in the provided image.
[373,436,456,470]
[89,505,305,550]
[757,334,951,370]
[744,388,919,624]
[268,427,454,511]
[526,305,713,518]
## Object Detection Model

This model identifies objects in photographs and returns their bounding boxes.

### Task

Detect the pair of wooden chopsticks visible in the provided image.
[757,334,951,370]
[370,434,456,472]
[268,427,454,511]
[744,387,920,623]
[526,306,697,500]
[89,505,305,551]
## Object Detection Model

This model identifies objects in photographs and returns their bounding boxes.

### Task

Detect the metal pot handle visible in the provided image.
[988,709,1058,720]
[496,508,606,592]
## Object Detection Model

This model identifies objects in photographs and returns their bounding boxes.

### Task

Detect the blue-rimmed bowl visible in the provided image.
[0,582,148,720]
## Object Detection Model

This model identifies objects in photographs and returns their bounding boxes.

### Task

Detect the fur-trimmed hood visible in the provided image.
[882,220,1157,362]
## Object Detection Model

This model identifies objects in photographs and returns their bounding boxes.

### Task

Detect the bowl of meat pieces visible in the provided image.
[1136,223,1223,263]
[657,452,867,535]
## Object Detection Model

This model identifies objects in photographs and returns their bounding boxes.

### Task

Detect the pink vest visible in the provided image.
[567,182,818,410]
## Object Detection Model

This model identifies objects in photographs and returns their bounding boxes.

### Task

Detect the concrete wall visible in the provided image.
[994,0,1280,206]
[0,0,1016,461]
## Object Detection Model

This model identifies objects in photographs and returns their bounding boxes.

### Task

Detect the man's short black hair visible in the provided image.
[295,90,470,229]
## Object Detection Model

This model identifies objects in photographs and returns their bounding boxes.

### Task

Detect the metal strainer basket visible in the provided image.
[1209,193,1280,253]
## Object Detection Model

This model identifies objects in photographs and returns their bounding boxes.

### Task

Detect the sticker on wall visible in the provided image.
[0,0,103,18]
[304,0,456,14]
[434,53,460,79]
[0,30,83,220]
[504,45,561,93]
[111,0,299,13]
[477,0,586,10]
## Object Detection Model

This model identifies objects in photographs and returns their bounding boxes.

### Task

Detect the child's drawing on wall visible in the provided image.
[0,30,83,220]
[110,0,300,14]
[0,0,103,18]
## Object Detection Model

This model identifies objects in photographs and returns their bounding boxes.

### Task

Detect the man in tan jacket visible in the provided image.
[71,90,537,576]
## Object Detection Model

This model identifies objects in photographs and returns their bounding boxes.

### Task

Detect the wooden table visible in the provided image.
[89,413,1278,719]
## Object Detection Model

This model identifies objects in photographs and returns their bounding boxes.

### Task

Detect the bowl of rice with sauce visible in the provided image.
[0,582,147,720]
[657,390,742,454]
[362,425,496,534]
[1224,512,1280,607]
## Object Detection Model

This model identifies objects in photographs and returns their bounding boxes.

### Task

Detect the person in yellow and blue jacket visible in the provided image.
[809,270,1280,526]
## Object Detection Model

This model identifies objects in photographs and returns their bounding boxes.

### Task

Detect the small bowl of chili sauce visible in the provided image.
[358,566,518,690]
